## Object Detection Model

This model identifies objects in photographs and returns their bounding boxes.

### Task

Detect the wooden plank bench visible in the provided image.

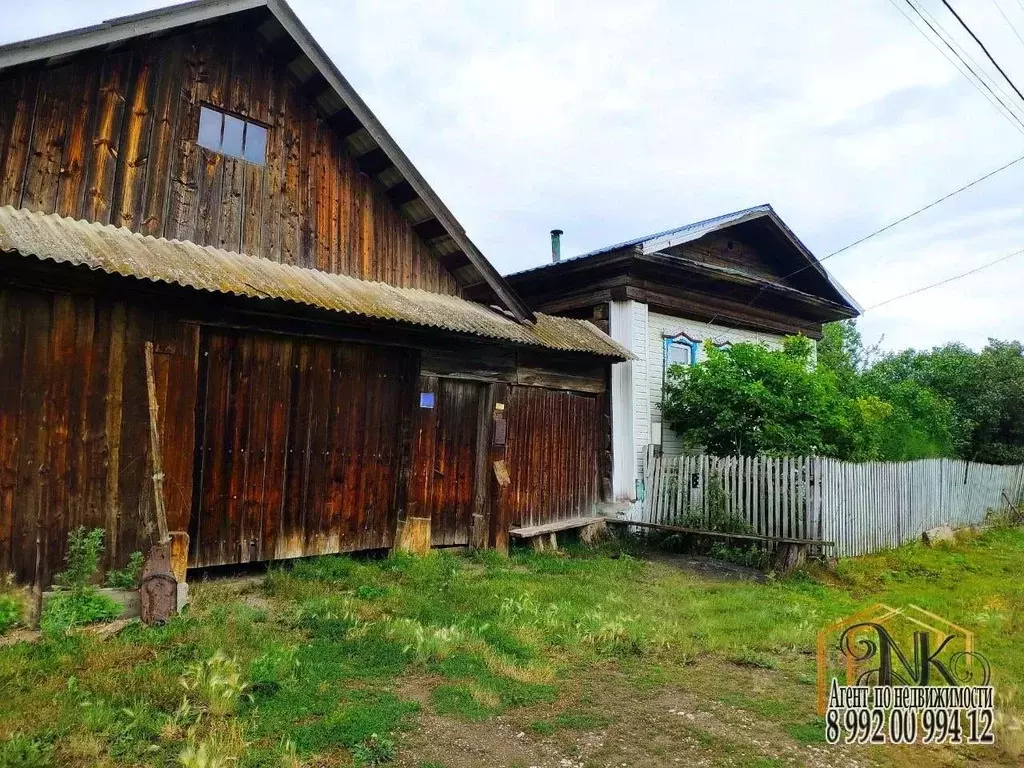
[603,518,835,571]
[509,516,607,551]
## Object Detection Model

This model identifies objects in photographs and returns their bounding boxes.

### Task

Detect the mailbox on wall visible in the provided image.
[492,402,507,447]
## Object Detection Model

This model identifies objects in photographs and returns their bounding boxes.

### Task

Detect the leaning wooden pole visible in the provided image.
[140,341,179,625]
[144,342,170,545]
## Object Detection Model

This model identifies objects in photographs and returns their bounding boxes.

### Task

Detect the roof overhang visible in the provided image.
[0,0,535,324]
[503,204,861,319]
[0,206,629,359]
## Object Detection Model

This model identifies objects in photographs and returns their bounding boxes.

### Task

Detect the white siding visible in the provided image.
[645,312,785,457]
[609,301,636,501]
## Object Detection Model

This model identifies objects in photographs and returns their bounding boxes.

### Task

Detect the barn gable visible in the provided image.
[0,0,532,318]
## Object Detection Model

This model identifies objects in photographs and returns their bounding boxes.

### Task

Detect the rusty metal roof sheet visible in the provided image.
[0,207,631,359]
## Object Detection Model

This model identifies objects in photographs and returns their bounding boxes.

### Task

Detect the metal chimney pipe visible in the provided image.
[550,229,564,263]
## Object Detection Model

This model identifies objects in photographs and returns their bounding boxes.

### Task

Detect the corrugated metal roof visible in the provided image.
[0,207,630,359]
[0,0,535,324]
[509,204,772,276]
[507,203,861,314]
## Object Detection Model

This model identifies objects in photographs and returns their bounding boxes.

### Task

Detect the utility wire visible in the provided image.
[864,244,1024,311]
[990,0,1024,50]
[914,0,1024,113]
[940,0,1024,107]
[817,150,1024,263]
[700,150,1024,329]
[898,0,1024,133]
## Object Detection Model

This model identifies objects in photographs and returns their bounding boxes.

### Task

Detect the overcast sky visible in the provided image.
[3,0,1024,352]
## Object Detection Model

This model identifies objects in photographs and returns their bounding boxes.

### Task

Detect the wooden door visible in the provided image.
[191,328,416,567]
[407,376,486,546]
[505,386,601,529]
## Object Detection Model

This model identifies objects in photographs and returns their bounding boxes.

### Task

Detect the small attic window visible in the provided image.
[197,105,267,165]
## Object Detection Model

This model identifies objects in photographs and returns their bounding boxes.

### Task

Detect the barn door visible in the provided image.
[505,386,601,529]
[407,376,486,546]
[191,328,416,567]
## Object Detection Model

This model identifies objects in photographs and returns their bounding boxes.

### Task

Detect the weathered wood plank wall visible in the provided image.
[504,387,601,528]
[0,25,459,293]
[0,285,199,584]
[406,376,486,547]
[191,327,418,567]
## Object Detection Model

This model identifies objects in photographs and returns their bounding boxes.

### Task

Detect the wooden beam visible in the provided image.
[325,107,363,139]
[413,218,448,242]
[603,518,834,546]
[356,147,393,176]
[509,516,604,538]
[386,180,419,205]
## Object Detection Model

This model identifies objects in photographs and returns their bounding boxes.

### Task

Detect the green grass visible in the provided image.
[0,526,1022,765]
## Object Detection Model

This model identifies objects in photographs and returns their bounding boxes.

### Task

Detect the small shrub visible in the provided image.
[53,526,105,593]
[39,590,122,636]
[0,593,22,634]
[351,733,396,766]
[104,551,144,590]
[709,542,770,570]
[181,651,251,717]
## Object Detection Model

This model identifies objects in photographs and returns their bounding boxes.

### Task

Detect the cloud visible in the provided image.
[3,0,1023,351]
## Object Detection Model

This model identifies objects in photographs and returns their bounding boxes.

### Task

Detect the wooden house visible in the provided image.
[0,0,629,585]
[487,206,861,504]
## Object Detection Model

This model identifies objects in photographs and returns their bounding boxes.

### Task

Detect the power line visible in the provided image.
[897,0,1024,133]
[700,150,1024,329]
[864,244,1024,311]
[894,0,1024,132]
[940,0,1024,108]
[914,0,1024,112]
[818,150,1024,263]
[989,0,1024,51]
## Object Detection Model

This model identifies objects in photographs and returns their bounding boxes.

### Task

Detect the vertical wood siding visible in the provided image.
[406,376,485,546]
[505,387,600,528]
[0,285,199,584]
[0,26,461,294]
[191,328,417,567]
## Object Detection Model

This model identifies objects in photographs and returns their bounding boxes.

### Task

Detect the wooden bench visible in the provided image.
[603,518,835,571]
[509,516,607,551]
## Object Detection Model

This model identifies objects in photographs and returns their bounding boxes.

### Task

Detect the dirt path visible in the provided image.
[393,664,875,768]
[393,657,1010,768]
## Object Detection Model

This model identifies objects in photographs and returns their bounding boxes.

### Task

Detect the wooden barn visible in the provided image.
[0,0,629,585]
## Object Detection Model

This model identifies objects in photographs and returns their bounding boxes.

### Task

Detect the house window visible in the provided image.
[663,333,699,376]
[197,105,268,165]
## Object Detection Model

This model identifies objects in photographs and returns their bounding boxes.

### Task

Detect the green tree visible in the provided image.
[662,336,889,458]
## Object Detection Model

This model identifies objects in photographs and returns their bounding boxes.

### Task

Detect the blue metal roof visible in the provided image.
[508,204,773,277]
[578,203,773,259]
[506,203,862,314]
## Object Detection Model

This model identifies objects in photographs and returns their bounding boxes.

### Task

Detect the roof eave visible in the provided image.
[0,0,536,325]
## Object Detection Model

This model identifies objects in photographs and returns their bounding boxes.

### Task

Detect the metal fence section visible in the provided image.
[637,449,1024,556]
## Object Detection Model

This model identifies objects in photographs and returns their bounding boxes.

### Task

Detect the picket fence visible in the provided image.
[637,450,1024,557]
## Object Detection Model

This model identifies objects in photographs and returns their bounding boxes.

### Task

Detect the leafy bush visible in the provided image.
[104,551,144,590]
[0,593,22,634]
[39,591,122,636]
[42,527,122,636]
[53,527,105,593]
